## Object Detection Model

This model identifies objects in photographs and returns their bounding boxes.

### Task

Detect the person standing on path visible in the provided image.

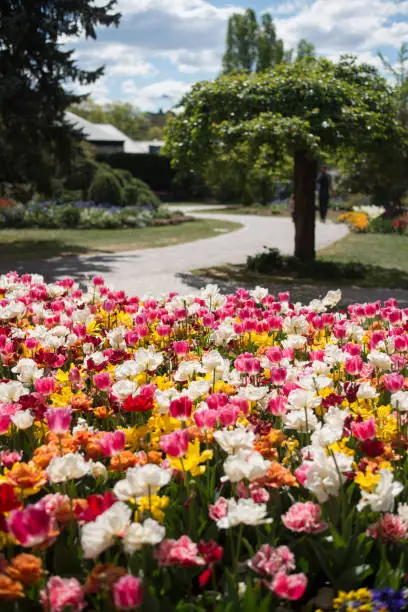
[317,166,332,222]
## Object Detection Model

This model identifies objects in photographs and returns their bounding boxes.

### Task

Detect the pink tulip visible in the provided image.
[270,367,287,386]
[265,346,283,363]
[218,405,240,427]
[369,331,385,350]
[268,396,287,416]
[272,572,307,600]
[345,356,363,376]
[395,335,408,351]
[93,372,112,391]
[344,343,361,357]
[389,309,403,324]
[41,576,85,612]
[35,377,56,395]
[113,575,143,610]
[234,353,261,374]
[364,303,378,317]
[351,417,376,441]
[45,407,72,434]
[69,368,81,386]
[99,430,126,457]
[206,393,229,410]
[384,373,405,393]
[169,396,193,421]
[0,449,23,468]
[155,536,204,568]
[321,313,335,327]
[194,409,217,430]
[208,497,228,521]
[0,403,20,434]
[8,504,52,547]
[250,487,270,503]
[294,463,311,486]
[282,502,327,534]
[173,340,189,356]
[229,396,250,415]
[25,337,38,350]
[267,316,283,331]
[160,430,189,458]
[333,322,347,340]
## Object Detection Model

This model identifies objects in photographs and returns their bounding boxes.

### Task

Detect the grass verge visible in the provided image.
[319,233,408,272]
[0,219,242,262]
[193,233,408,290]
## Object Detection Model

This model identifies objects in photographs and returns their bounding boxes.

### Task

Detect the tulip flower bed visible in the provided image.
[1,274,408,611]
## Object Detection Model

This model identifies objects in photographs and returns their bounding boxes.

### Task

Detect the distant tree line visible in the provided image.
[70,101,172,141]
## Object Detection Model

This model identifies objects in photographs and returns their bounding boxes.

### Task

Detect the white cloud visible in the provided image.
[121,78,192,110]
[276,0,408,53]
[273,0,312,16]
[70,76,111,105]
[119,0,236,21]
[65,0,408,109]
[74,43,158,78]
[162,49,221,74]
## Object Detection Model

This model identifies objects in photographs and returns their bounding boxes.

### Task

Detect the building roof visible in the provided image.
[65,111,124,143]
[95,124,164,153]
[66,112,164,153]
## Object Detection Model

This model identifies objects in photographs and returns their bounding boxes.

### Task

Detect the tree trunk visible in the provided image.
[294,149,317,260]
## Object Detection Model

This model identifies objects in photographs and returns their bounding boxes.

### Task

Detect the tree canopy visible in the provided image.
[165,56,403,259]
[0,0,120,189]
[222,9,289,75]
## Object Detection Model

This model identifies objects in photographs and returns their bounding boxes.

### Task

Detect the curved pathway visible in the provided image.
[2,206,349,297]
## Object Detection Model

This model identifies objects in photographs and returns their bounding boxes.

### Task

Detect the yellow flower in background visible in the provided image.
[0,531,17,550]
[148,415,182,450]
[135,373,147,386]
[125,425,151,451]
[50,388,74,407]
[334,589,372,611]
[117,311,133,328]
[155,376,173,391]
[319,387,335,399]
[136,495,169,523]
[169,440,213,477]
[355,468,380,492]
[247,332,272,347]
[55,369,71,385]
[329,439,355,458]
[86,320,101,335]
[281,439,299,465]
[237,415,249,428]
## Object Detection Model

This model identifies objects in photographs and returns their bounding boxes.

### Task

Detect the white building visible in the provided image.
[65,112,164,156]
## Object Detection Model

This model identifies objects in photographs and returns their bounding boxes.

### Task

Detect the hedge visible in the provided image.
[99,153,174,192]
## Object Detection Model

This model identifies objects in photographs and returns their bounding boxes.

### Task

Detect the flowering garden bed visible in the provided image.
[0,274,407,611]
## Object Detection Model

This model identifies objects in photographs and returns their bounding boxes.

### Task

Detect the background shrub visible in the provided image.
[88,169,124,206]
[368,217,395,234]
[247,247,366,281]
[56,205,81,228]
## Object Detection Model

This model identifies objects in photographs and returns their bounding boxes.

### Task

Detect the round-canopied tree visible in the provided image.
[165,56,402,260]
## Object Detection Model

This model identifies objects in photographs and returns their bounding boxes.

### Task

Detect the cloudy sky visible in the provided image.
[71,0,408,111]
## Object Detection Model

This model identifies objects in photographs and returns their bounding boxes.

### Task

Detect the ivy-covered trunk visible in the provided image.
[294,149,317,260]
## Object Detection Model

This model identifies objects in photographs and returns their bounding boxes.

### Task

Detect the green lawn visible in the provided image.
[193,233,408,289]
[0,218,242,262]
[320,233,408,272]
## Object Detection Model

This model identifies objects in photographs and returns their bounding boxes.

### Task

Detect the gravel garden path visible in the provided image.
[3,204,408,305]
[1,205,351,297]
